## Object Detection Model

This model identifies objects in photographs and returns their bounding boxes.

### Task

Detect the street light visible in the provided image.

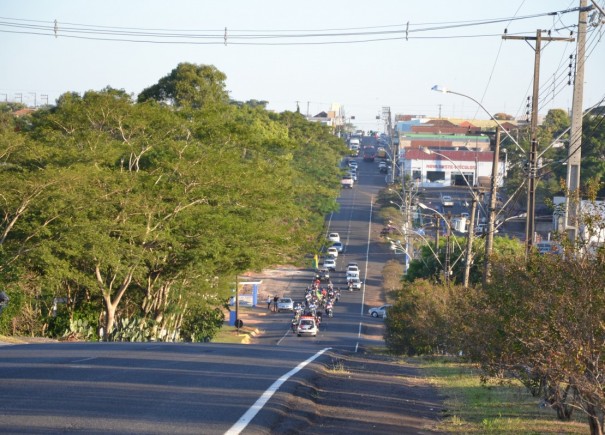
[431,85,525,154]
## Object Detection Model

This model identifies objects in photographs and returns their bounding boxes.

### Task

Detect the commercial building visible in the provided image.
[400,148,504,188]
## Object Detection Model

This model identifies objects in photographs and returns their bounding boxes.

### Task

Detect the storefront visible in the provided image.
[400,148,503,188]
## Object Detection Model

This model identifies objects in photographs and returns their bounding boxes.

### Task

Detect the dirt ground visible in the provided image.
[268,350,446,434]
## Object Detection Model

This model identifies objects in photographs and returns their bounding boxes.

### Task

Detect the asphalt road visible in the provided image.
[0,151,429,434]
[0,342,330,434]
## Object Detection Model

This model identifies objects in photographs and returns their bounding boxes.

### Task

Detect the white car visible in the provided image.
[327,247,339,258]
[323,258,336,271]
[368,304,392,318]
[332,242,344,253]
[348,160,358,169]
[328,232,340,243]
[346,265,360,274]
[276,298,294,312]
[346,270,360,281]
[297,316,318,337]
[347,277,363,290]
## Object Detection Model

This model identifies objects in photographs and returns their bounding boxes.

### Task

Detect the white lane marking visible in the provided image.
[355,194,374,353]
[225,347,332,435]
[276,326,293,346]
[71,357,96,363]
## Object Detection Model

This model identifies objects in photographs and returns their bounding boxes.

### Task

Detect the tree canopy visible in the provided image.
[0,65,346,341]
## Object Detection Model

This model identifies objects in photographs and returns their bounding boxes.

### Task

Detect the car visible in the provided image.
[297,316,318,337]
[328,232,340,243]
[441,195,454,207]
[347,277,363,290]
[348,160,358,169]
[348,170,357,181]
[346,270,360,281]
[368,304,392,318]
[318,268,330,281]
[341,175,354,189]
[276,298,294,312]
[346,265,360,274]
[323,258,336,271]
[327,247,339,258]
[332,241,344,253]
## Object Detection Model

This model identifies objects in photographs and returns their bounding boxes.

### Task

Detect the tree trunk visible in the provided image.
[587,404,603,435]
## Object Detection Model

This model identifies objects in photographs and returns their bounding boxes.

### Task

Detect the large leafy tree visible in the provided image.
[137,63,229,109]
[1,64,345,339]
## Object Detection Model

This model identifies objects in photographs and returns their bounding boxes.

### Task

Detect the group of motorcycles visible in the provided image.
[289,276,341,333]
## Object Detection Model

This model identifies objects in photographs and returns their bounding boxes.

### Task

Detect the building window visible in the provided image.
[453,173,474,186]
[412,170,422,181]
[426,171,445,183]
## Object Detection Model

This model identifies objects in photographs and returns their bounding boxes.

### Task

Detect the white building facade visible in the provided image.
[400,148,504,188]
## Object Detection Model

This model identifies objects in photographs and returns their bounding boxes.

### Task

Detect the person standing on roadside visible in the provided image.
[0,291,9,316]
[267,296,272,311]
[273,295,279,312]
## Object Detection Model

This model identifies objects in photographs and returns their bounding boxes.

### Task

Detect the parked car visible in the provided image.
[328,232,340,243]
[348,160,358,169]
[332,241,344,253]
[327,247,339,258]
[341,175,354,189]
[368,304,392,318]
[276,298,294,312]
[323,258,336,271]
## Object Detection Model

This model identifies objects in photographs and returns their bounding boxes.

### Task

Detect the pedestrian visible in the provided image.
[273,295,279,312]
[267,296,272,310]
[0,291,8,316]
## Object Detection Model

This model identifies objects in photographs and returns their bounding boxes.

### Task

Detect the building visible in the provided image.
[401,148,504,188]
[398,133,491,152]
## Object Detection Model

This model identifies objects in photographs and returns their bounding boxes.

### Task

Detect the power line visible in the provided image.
[0,6,588,46]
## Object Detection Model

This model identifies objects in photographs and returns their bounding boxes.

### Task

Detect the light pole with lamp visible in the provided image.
[417,202,455,285]
[430,85,539,259]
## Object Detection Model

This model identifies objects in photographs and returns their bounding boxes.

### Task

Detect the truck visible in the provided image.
[363,146,376,162]
[349,138,360,156]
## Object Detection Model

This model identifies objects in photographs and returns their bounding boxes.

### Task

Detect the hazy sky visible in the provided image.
[1,0,603,129]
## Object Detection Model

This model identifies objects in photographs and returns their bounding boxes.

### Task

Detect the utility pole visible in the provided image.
[565,0,588,244]
[483,127,501,286]
[444,213,451,286]
[463,194,478,288]
[503,30,574,256]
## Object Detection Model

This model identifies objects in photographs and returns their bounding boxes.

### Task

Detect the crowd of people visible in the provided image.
[288,273,341,333]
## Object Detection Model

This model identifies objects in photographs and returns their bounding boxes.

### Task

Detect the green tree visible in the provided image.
[137,63,229,109]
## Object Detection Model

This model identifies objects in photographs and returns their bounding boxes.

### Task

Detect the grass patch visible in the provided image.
[211,324,259,344]
[414,356,587,434]
[326,358,349,374]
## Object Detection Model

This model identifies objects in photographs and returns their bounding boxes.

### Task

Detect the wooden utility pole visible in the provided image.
[565,0,588,244]
[463,194,478,288]
[503,30,574,256]
[444,213,452,286]
[483,128,501,286]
